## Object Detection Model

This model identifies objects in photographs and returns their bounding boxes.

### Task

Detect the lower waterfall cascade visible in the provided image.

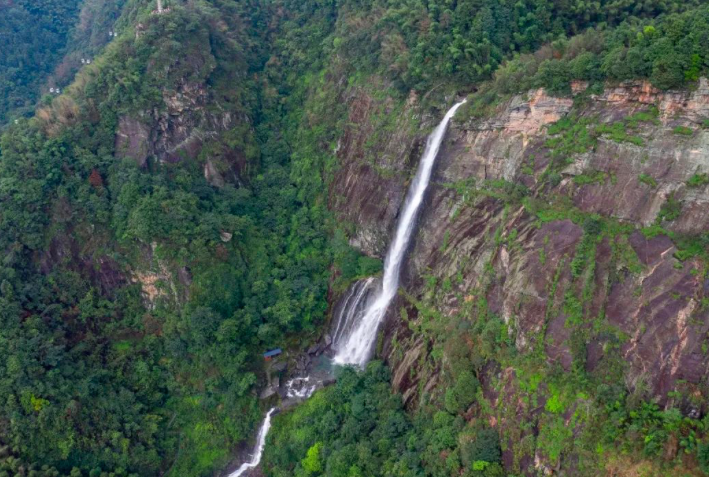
[228,408,276,477]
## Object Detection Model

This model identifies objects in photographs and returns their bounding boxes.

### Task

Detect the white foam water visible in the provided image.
[333,100,467,367]
[285,376,317,399]
[228,407,276,477]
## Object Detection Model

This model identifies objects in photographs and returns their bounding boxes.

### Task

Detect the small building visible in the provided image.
[263,349,282,361]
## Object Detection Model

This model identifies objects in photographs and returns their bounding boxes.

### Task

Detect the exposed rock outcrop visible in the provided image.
[115,81,237,168]
[131,243,191,309]
[331,78,709,474]
[329,86,438,257]
[114,34,252,188]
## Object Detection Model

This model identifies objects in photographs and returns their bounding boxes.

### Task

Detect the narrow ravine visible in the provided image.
[228,99,466,476]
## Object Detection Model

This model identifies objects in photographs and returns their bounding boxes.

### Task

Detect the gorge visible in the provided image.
[1,1,709,477]
[230,99,468,476]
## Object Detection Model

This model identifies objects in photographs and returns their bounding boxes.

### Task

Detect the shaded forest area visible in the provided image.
[0,0,82,124]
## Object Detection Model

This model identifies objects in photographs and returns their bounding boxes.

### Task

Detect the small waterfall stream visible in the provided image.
[332,99,466,367]
[228,408,276,477]
[228,99,466,476]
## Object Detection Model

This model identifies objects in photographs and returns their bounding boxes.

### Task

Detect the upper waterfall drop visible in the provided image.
[333,99,467,367]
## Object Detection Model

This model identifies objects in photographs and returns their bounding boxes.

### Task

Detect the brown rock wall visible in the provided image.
[330,79,709,407]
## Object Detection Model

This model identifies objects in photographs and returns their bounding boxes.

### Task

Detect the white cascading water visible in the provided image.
[334,99,466,367]
[228,407,276,477]
[227,99,466,476]
[330,277,376,345]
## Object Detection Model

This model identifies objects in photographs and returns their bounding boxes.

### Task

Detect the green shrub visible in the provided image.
[698,441,709,474]
[596,121,644,145]
[462,429,502,468]
[687,173,709,188]
[302,442,323,474]
[673,125,693,136]
[445,371,480,415]
[638,173,657,187]
[624,107,660,127]
[574,171,607,185]
[657,193,682,223]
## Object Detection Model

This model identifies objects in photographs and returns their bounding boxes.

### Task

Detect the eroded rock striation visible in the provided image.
[330,79,709,474]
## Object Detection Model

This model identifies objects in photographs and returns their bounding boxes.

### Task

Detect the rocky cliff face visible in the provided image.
[331,78,709,474]
[329,87,434,257]
[115,79,249,186]
[114,26,252,188]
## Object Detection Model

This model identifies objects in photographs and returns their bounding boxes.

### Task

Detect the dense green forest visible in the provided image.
[0,0,83,125]
[264,362,504,477]
[0,0,708,476]
[0,0,376,475]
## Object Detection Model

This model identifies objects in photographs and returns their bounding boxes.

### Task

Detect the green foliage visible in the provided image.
[0,0,83,125]
[596,121,644,146]
[546,116,597,156]
[263,363,420,476]
[2,0,709,475]
[673,234,709,262]
[444,371,480,415]
[574,170,607,186]
[657,193,683,223]
[332,229,383,290]
[599,398,708,464]
[334,0,707,94]
[264,363,501,477]
[467,6,709,109]
[0,0,351,474]
[537,414,574,463]
[698,441,709,474]
[638,173,658,188]
[570,221,602,279]
[461,429,501,467]
[301,442,323,475]
[687,173,709,187]
[673,125,694,136]
[625,107,661,127]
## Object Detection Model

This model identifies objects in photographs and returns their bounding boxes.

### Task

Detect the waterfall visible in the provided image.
[228,407,276,477]
[226,99,465,476]
[333,99,466,367]
[330,277,377,345]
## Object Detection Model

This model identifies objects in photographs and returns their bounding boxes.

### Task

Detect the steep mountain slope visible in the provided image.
[1,0,709,476]
[0,0,83,125]
[0,1,327,475]
[383,80,709,475]
[261,6,709,477]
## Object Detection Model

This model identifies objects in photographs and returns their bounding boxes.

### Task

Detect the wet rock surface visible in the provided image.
[328,85,440,257]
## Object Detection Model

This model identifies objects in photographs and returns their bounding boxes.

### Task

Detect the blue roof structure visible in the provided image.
[263,348,282,358]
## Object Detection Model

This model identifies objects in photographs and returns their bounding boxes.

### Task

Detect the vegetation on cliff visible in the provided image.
[1,0,708,476]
